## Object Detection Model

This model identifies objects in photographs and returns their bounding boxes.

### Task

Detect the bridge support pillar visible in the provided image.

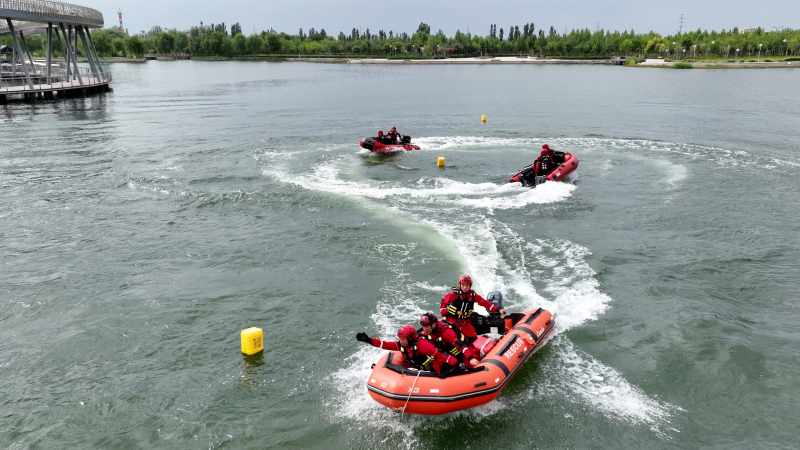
[58,23,83,86]
[6,19,34,90]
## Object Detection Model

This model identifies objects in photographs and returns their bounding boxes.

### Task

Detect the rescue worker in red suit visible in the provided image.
[356,325,466,373]
[419,312,481,368]
[385,127,400,144]
[376,130,389,144]
[440,275,507,343]
[533,144,556,176]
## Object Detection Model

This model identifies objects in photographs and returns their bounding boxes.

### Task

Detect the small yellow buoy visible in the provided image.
[437,157,445,167]
[481,115,487,123]
[240,327,264,355]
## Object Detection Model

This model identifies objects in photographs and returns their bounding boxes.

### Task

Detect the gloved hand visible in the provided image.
[457,363,468,371]
[356,332,371,344]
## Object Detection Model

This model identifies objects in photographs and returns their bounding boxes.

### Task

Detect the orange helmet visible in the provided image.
[459,275,472,286]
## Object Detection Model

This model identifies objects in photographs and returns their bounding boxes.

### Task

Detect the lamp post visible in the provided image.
[672,41,676,59]
[758,43,762,62]
[735,48,740,63]
[682,48,686,60]
[710,40,715,58]
[784,39,788,56]
[693,44,697,59]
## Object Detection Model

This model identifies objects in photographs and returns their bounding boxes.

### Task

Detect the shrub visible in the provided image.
[674,62,693,69]
[784,57,800,62]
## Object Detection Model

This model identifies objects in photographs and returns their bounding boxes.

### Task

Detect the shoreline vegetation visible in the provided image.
[7,21,798,70]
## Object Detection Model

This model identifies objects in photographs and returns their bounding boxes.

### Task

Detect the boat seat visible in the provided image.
[473,336,497,359]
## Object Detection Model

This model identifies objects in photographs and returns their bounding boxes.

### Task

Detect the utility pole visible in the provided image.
[677,14,684,34]
[596,22,600,32]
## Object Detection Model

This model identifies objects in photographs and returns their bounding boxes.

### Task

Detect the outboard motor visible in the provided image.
[401,135,412,144]
[473,291,505,335]
[486,291,503,311]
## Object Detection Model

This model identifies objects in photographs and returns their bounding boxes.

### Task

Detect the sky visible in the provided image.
[88,0,799,37]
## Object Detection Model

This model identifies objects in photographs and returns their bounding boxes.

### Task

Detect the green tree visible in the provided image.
[124,36,146,58]
[266,33,282,53]
[111,38,125,56]
[246,35,264,55]
[91,30,113,56]
[154,31,175,54]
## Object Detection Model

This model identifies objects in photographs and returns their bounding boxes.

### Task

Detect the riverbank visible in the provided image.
[347,56,611,65]
[64,55,798,68]
[637,58,799,68]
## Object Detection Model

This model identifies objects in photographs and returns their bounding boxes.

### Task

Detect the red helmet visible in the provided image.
[541,149,548,156]
[391,127,397,131]
[542,144,549,149]
[397,325,417,339]
[459,275,472,286]
[378,130,384,135]
[420,312,438,327]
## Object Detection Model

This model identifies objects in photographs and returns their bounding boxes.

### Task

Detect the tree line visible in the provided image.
[3,22,800,60]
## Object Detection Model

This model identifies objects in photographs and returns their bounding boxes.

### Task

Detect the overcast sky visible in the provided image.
[89,0,798,37]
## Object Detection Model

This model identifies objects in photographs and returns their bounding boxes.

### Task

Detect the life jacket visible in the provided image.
[399,339,435,370]
[446,287,476,320]
[424,322,467,358]
[538,156,553,175]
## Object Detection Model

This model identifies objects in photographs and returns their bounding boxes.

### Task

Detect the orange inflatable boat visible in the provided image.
[366,306,555,415]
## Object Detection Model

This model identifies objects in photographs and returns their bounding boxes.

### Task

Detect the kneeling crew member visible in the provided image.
[534,146,554,176]
[420,312,480,368]
[356,325,465,373]
[386,127,400,144]
[441,275,507,343]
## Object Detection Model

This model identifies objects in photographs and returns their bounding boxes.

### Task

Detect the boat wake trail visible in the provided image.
[260,138,682,440]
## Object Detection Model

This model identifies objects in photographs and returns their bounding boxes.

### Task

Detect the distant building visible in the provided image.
[741,28,758,33]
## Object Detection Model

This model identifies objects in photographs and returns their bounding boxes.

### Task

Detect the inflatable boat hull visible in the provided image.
[360,137,420,155]
[510,152,579,185]
[366,308,555,415]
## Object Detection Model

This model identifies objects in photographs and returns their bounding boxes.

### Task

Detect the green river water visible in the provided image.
[2,61,800,449]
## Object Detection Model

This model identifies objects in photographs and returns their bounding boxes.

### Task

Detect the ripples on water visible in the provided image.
[2,62,800,449]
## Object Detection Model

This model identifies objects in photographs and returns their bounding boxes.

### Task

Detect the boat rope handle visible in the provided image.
[401,370,423,418]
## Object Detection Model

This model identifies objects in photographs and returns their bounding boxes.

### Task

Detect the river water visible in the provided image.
[2,61,800,449]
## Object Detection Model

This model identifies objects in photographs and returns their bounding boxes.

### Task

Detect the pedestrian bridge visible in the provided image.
[1,0,110,101]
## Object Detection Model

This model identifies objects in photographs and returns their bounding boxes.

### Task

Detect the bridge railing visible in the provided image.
[0,0,104,27]
[1,65,111,92]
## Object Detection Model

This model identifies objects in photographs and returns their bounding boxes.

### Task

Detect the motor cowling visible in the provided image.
[486,291,503,311]
[401,135,411,144]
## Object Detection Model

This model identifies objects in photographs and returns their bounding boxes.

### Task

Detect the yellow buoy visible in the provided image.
[240,327,264,355]
[481,115,487,123]
[437,157,445,167]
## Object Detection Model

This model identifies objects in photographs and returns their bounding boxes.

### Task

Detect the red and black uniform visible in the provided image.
[367,336,459,373]
[534,154,555,176]
[422,321,480,367]
[440,287,500,339]
[385,130,400,144]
